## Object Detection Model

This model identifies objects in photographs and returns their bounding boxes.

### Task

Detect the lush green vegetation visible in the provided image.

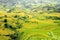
[0,0,60,40]
[0,10,60,40]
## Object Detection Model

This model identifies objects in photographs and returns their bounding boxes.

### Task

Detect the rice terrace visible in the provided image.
[0,0,60,40]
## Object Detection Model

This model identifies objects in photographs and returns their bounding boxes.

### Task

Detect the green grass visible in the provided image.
[0,12,60,40]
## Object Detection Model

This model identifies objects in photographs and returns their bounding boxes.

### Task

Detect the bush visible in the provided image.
[46,16,60,20]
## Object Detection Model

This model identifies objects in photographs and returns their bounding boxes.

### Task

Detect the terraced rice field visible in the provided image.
[0,0,60,40]
[0,11,60,40]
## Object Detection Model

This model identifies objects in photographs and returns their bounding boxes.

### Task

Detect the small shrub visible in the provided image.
[46,16,60,20]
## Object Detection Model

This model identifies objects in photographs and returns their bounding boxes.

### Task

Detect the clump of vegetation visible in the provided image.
[46,16,60,20]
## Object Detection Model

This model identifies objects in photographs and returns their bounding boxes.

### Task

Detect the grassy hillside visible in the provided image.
[0,0,60,40]
[0,10,60,40]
